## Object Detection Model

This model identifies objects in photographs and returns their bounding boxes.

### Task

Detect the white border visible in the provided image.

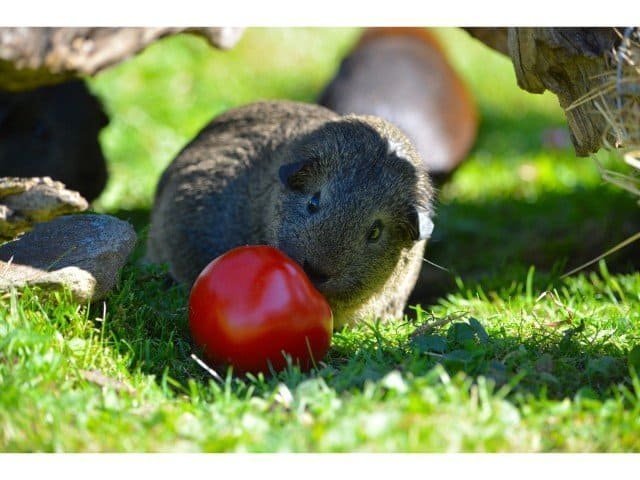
[1,453,639,479]
[2,0,636,26]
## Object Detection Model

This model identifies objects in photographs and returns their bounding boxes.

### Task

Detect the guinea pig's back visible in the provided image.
[147,100,337,284]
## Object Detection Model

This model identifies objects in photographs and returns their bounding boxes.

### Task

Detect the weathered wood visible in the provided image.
[0,27,244,91]
[463,28,509,56]
[507,28,622,156]
[466,27,625,156]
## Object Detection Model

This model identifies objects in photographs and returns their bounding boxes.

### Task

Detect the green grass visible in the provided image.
[2,27,640,452]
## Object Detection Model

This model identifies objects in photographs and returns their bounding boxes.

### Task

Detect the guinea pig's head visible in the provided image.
[274,118,434,313]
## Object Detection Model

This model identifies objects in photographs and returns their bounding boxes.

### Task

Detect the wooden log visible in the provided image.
[0,27,244,91]
[466,27,624,156]
[507,28,622,156]
[463,28,509,56]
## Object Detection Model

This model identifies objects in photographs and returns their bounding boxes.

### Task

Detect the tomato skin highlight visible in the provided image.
[188,245,333,374]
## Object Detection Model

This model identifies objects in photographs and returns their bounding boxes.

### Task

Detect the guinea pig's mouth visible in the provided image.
[276,240,349,296]
[302,260,331,286]
[301,259,345,296]
[301,259,366,306]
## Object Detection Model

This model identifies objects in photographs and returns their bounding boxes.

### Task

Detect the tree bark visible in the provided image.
[464,28,509,56]
[0,27,244,91]
[507,27,621,156]
[466,27,624,156]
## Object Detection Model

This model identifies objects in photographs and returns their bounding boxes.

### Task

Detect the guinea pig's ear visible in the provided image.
[409,207,434,241]
[278,160,313,191]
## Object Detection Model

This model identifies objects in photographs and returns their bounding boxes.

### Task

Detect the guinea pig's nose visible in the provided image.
[302,260,330,284]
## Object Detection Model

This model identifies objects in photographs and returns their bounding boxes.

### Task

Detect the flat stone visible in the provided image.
[0,213,136,302]
[0,176,88,240]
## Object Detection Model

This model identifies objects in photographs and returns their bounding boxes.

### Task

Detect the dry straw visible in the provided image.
[562,27,640,278]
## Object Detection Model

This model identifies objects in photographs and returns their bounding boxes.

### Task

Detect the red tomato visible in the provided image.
[188,245,333,375]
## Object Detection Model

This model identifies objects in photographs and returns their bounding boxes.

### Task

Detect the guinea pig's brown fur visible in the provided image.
[146,100,435,329]
[319,27,478,186]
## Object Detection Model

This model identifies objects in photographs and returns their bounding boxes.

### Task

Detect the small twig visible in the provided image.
[561,231,640,279]
[624,150,640,170]
[617,28,638,100]
[0,255,14,278]
[616,28,633,110]
[190,353,224,383]
[535,290,578,318]
[409,312,466,338]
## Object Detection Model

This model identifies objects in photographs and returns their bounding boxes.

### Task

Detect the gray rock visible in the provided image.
[0,214,136,302]
[0,176,88,240]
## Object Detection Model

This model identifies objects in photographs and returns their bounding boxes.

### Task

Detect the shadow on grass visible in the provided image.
[410,184,640,306]
[325,312,635,400]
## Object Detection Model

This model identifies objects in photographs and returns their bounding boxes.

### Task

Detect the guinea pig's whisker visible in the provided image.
[422,257,450,273]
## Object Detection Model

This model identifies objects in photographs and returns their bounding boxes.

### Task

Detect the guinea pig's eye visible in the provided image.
[307,191,321,214]
[367,220,383,243]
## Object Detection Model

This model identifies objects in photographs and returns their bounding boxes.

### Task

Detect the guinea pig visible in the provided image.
[146,100,435,329]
